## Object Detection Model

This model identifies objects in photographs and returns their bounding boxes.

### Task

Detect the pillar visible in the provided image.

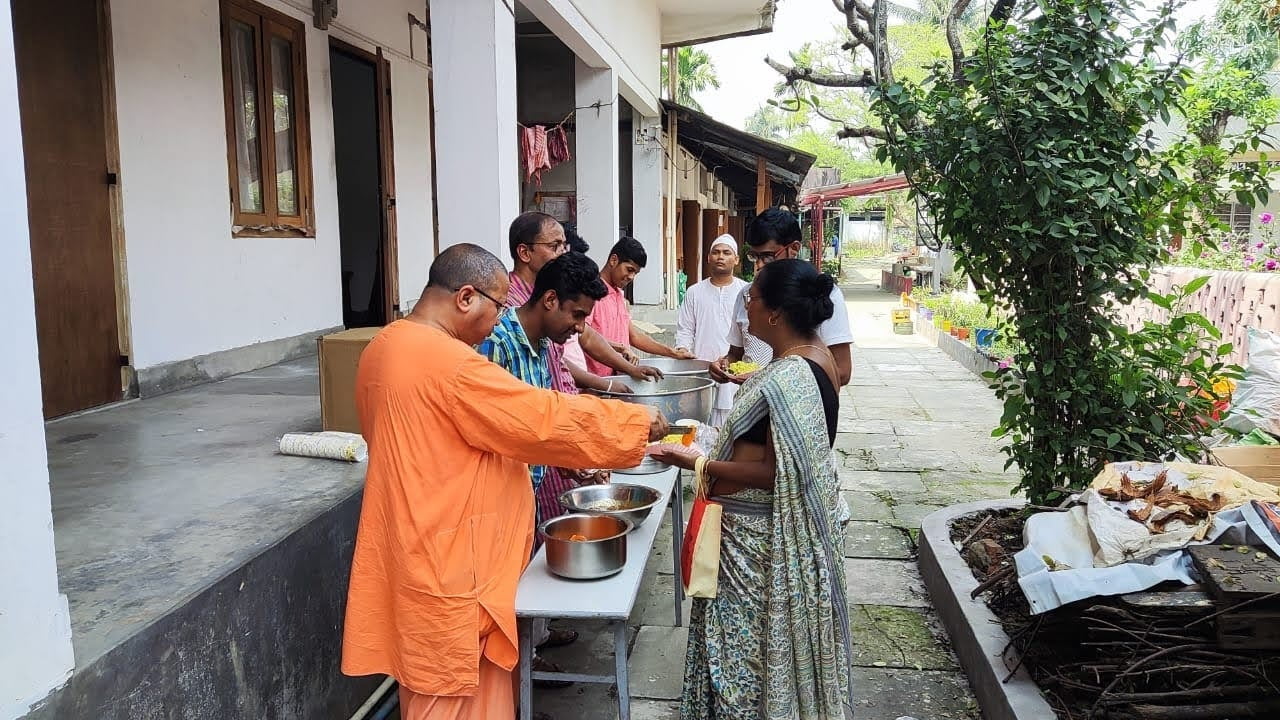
[573,58,620,270]
[630,110,663,305]
[429,0,518,264]
[0,5,75,716]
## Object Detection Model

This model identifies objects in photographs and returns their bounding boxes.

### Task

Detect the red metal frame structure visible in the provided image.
[799,173,909,266]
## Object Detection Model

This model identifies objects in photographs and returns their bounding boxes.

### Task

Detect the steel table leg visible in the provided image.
[519,619,533,720]
[614,620,631,720]
[671,470,685,626]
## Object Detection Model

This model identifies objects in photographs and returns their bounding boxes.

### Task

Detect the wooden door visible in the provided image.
[674,202,684,275]
[375,49,399,320]
[14,0,122,418]
[681,200,702,287]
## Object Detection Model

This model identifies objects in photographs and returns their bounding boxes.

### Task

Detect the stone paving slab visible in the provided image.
[844,491,896,522]
[892,419,991,437]
[837,416,896,434]
[844,522,914,560]
[834,433,906,455]
[851,604,958,671]
[629,626,689,700]
[887,502,951,532]
[858,405,932,421]
[537,620,637,675]
[853,667,979,720]
[839,469,927,493]
[845,558,929,608]
[629,570,690,627]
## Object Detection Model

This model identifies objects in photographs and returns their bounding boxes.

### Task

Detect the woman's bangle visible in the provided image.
[606,379,614,393]
[694,456,711,494]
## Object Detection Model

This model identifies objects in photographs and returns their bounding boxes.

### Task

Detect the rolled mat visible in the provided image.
[279,431,368,462]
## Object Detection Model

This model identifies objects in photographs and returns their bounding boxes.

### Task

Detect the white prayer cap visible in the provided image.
[710,234,738,255]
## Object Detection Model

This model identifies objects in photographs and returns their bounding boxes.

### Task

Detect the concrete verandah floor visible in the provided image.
[529,259,1023,720]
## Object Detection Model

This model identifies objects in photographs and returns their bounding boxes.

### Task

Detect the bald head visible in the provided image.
[427,243,507,293]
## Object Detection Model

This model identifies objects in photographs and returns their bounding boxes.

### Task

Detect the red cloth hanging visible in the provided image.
[520,125,552,185]
[547,126,571,166]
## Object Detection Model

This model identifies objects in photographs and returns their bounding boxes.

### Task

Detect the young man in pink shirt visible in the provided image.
[584,237,693,376]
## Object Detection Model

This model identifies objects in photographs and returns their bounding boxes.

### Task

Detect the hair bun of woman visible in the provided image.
[812,272,835,298]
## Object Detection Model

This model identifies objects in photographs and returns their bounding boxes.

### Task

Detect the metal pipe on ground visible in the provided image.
[348,677,397,720]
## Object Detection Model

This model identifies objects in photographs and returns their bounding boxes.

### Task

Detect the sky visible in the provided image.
[695,0,1222,130]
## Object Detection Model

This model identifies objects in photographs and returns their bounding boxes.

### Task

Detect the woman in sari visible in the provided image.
[652,259,854,720]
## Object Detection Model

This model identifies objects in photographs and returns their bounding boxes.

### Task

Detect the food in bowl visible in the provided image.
[581,498,644,512]
[568,534,588,542]
[728,360,761,375]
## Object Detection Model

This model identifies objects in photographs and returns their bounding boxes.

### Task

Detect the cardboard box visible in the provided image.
[1211,445,1280,486]
[318,326,382,434]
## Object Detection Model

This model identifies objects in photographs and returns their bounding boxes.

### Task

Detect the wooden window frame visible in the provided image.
[219,0,314,237]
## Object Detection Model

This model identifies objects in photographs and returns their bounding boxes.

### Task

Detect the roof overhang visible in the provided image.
[660,0,776,48]
[663,100,816,208]
[801,173,910,207]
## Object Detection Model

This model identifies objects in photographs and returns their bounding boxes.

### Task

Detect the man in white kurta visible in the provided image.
[675,235,749,427]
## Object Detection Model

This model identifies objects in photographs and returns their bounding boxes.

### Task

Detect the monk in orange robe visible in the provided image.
[341,243,668,719]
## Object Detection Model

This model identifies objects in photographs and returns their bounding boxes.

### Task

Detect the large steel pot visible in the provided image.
[558,483,662,526]
[593,375,715,425]
[637,357,711,378]
[540,513,632,580]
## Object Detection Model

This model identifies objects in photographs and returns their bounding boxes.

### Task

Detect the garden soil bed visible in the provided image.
[950,508,1280,719]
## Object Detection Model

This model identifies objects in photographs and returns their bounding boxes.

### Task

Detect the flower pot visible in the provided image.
[974,328,996,349]
[920,308,934,321]
[956,327,970,341]
[941,319,952,332]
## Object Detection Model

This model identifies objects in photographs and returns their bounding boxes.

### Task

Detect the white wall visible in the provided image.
[631,111,665,305]
[0,7,75,717]
[113,0,337,369]
[520,0,660,115]
[431,0,519,263]
[112,0,435,369]
[569,0,660,99]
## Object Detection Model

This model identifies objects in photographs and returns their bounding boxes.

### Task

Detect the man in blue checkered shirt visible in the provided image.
[477,251,611,529]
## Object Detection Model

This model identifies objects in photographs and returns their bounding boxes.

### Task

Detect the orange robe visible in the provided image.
[341,320,649,701]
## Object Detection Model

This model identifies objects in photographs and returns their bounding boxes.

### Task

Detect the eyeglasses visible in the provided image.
[453,285,507,314]
[524,240,568,253]
[745,249,783,265]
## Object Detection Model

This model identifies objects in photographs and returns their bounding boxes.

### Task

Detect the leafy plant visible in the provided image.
[871,0,1260,504]
[661,47,720,112]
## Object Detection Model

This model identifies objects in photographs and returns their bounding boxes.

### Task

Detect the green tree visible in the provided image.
[767,0,1271,504]
[1180,0,1280,74]
[661,47,721,112]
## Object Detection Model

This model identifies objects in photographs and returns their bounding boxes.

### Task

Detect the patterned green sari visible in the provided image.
[681,356,854,720]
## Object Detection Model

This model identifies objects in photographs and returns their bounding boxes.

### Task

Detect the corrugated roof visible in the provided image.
[662,100,817,208]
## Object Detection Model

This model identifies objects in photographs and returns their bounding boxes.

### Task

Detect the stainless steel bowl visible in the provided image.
[638,357,711,378]
[540,513,633,580]
[558,483,662,526]
[592,375,715,425]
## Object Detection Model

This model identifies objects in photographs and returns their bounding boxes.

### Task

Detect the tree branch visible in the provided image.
[945,0,974,80]
[849,0,874,23]
[837,125,889,140]
[764,56,875,88]
[988,0,1017,31]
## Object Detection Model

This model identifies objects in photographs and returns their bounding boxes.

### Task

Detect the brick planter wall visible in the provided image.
[1122,267,1280,367]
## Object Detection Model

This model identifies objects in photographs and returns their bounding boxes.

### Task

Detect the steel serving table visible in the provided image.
[514,465,683,720]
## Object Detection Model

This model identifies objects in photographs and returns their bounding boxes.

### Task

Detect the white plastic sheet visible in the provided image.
[1015,462,1280,614]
